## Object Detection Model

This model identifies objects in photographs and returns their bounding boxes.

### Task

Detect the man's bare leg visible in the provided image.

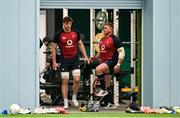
[95,63,109,96]
[61,72,69,108]
[105,74,111,89]
[61,78,68,108]
[71,76,80,107]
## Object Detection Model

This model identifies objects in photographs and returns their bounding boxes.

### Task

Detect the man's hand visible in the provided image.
[89,56,97,63]
[52,62,60,70]
[84,57,90,64]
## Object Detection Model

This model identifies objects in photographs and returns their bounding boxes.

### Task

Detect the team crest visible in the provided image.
[62,37,66,40]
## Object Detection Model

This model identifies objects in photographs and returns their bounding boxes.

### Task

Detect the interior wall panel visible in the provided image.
[0,0,19,108]
[19,0,37,108]
[40,0,142,9]
[0,0,39,109]
[154,0,171,107]
[171,0,180,106]
[143,0,153,107]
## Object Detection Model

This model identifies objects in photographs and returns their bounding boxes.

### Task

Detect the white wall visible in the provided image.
[0,0,39,109]
[153,0,171,107]
[170,0,180,106]
[143,0,180,107]
[0,0,2,107]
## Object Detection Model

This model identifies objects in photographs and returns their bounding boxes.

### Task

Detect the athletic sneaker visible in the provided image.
[46,108,59,114]
[72,99,79,107]
[19,108,31,114]
[159,108,172,114]
[172,106,180,113]
[63,104,68,109]
[104,103,117,109]
[96,90,108,97]
[33,107,47,114]
[63,99,69,109]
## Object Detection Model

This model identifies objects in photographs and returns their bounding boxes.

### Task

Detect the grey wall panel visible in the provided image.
[144,0,180,107]
[171,0,180,106]
[0,0,2,108]
[143,0,153,107]
[40,0,142,9]
[19,0,38,108]
[154,0,171,107]
[0,0,20,108]
[0,0,39,109]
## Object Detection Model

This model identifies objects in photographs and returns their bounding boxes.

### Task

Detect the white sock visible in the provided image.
[72,95,77,100]
[64,99,68,105]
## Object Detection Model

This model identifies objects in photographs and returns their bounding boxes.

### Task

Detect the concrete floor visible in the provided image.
[41,99,130,113]
[64,101,129,113]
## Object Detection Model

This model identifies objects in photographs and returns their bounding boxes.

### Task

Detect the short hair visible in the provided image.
[104,22,113,28]
[42,36,50,43]
[63,16,74,23]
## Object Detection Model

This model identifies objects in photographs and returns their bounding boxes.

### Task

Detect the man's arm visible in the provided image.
[116,47,125,66]
[113,35,125,66]
[51,43,58,70]
[78,40,90,64]
[113,47,125,73]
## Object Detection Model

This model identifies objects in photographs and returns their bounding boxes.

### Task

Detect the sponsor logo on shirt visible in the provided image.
[65,40,74,48]
[67,40,73,45]
[101,44,106,51]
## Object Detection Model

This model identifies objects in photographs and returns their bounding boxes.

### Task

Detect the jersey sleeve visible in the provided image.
[112,35,123,49]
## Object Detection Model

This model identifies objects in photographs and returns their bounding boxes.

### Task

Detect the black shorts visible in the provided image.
[60,57,80,72]
[104,60,117,74]
[89,59,117,74]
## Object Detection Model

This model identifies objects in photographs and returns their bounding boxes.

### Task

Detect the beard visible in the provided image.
[104,31,112,37]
